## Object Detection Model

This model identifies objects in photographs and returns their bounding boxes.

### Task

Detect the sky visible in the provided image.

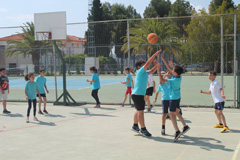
[0,0,239,38]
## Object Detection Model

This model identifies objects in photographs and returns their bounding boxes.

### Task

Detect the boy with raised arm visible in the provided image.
[200,71,229,133]
[160,53,190,142]
[131,50,161,137]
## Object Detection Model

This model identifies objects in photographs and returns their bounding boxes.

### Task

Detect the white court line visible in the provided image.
[232,139,240,160]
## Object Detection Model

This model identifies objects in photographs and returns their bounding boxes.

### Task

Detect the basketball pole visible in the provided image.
[52,40,78,106]
[127,20,132,105]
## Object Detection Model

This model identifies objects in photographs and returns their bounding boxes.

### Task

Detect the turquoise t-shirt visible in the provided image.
[158,82,170,101]
[125,74,132,87]
[92,73,100,90]
[35,75,46,94]
[168,75,182,100]
[25,81,38,100]
[132,66,149,96]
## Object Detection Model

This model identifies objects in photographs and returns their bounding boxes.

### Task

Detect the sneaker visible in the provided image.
[214,124,224,128]
[140,129,152,137]
[161,129,166,135]
[150,104,154,109]
[3,109,11,114]
[94,105,101,108]
[38,110,44,115]
[131,125,140,133]
[182,125,190,135]
[147,108,151,112]
[26,117,29,123]
[131,105,135,108]
[33,117,39,121]
[43,110,48,114]
[221,126,230,133]
[174,130,182,142]
[119,103,124,107]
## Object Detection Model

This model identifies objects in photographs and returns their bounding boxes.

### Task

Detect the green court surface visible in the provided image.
[8,75,235,107]
[0,102,240,160]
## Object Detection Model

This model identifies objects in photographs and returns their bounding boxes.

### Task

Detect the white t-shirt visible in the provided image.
[147,74,155,88]
[209,80,225,103]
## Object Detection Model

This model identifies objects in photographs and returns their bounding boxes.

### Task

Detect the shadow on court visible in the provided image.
[71,112,116,117]
[150,135,233,152]
[71,108,116,117]
[44,114,65,118]
[31,121,56,126]
[1,113,24,117]
[99,107,116,111]
[229,129,240,133]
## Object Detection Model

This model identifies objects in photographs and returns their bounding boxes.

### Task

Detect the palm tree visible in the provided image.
[4,22,50,73]
[121,19,182,58]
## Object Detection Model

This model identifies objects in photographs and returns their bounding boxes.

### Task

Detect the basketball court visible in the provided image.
[0,102,240,160]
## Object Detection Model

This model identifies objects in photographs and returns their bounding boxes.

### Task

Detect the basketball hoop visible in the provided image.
[36,32,52,41]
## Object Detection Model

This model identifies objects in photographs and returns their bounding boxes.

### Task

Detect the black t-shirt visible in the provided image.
[0,75,9,90]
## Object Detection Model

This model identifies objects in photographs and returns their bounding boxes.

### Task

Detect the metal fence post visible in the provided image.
[127,20,131,105]
[127,20,130,67]
[191,43,193,75]
[234,14,237,108]
[221,16,224,88]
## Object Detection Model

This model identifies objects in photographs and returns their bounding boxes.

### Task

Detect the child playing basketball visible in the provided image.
[86,66,101,108]
[119,67,134,107]
[160,53,190,142]
[200,71,229,133]
[131,49,161,137]
[0,68,11,114]
[145,73,155,112]
[35,68,49,114]
[25,73,41,123]
[154,70,172,135]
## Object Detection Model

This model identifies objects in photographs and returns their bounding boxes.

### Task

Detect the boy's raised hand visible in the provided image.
[155,50,162,56]
[153,59,158,66]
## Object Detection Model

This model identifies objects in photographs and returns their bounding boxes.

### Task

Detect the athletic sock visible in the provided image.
[219,123,223,125]
[141,127,146,131]
[162,125,165,129]
[134,124,138,127]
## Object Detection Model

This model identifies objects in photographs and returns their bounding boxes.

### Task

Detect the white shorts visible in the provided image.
[0,90,8,101]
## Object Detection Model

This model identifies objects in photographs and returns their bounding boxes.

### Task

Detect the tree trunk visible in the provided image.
[32,51,40,73]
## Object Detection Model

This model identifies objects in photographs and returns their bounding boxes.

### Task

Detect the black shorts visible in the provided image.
[145,87,154,96]
[37,94,46,98]
[169,99,181,112]
[162,100,169,113]
[215,102,224,110]
[131,95,145,111]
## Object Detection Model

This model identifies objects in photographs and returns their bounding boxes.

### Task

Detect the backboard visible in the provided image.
[34,11,66,41]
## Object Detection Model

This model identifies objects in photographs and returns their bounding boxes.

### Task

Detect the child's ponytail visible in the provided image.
[24,72,34,81]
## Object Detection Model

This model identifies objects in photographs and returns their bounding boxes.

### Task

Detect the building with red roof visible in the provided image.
[0,34,85,72]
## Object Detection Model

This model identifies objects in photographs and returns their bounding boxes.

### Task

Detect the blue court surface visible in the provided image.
[9,77,123,89]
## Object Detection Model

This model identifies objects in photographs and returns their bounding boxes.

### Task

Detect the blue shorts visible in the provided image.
[215,102,224,110]
[162,100,169,114]
[169,99,181,112]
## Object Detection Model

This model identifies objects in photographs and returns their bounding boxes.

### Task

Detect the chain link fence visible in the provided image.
[0,14,239,107]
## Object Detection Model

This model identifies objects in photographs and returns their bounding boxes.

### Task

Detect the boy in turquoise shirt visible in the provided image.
[131,49,161,137]
[154,70,171,135]
[159,53,190,142]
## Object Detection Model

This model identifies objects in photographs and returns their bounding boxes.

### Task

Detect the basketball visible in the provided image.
[147,33,158,44]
